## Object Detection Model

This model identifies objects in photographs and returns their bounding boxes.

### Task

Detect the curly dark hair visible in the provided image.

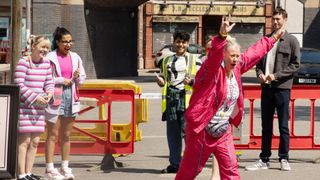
[173,30,190,42]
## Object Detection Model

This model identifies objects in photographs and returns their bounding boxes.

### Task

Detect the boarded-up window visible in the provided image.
[229,23,264,51]
[153,23,198,53]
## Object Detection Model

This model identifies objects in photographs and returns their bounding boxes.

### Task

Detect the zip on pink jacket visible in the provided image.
[185,35,277,134]
[175,35,277,180]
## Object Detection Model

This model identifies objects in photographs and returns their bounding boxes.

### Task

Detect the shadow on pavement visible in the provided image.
[33,162,98,168]
[238,158,315,164]
[148,155,168,159]
[103,168,161,174]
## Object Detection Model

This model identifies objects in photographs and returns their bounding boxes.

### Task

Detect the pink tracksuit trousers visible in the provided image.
[175,125,240,180]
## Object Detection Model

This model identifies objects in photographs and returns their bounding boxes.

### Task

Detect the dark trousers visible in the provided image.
[259,86,290,162]
[165,87,186,168]
[167,111,186,168]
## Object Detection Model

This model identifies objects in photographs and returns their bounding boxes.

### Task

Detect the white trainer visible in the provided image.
[60,167,75,180]
[44,168,65,180]
[245,159,269,171]
[280,159,291,171]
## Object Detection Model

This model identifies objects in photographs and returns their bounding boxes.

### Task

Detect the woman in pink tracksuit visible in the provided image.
[175,16,285,180]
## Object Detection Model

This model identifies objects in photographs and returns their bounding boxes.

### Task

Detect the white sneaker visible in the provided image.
[280,159,291,171]
[45,168,65,180]
[245,159,269,171]
[60,167,75,180]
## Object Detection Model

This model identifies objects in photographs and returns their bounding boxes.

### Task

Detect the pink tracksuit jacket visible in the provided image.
[175,35,276,180]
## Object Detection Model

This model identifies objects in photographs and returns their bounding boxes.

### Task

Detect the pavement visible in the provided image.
[31,69,320,180]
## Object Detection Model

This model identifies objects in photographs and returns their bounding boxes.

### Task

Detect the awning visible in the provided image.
[85,0,148,8]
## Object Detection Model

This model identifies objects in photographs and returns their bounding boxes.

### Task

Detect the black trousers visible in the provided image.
[259,86,290,162]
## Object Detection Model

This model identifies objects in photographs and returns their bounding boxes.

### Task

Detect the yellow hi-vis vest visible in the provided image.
[161,52,197,113]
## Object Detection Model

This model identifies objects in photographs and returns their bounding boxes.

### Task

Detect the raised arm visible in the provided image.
[199,16,236,79]
[240,27,285,74]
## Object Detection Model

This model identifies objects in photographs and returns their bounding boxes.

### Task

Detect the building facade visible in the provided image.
[33,0,147,78]
[143,0,275,69]
[1,0,147,78]
[1,0,319,77]
[33,0,95,77]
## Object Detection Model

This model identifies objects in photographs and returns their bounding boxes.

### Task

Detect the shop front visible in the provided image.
[144,0,273,69]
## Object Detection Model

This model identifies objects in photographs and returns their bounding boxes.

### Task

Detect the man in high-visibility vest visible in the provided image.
[156,30,202,173]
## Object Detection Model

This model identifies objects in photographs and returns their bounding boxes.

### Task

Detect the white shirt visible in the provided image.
[265,40,279,84]
[210,73,239,123]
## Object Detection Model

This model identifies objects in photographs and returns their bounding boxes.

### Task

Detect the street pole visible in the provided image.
[10,0,22,84]
[137,4,144,69]
[26,0,31,51]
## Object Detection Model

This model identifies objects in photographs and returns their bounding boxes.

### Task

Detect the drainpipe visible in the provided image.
[26,0,31,51]
[11,0,22,84]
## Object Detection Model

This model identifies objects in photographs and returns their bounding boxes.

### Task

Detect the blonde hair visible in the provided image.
[29,35,51,49]
[26,35,51,68]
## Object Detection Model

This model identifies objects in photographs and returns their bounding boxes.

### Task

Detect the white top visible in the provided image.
[265,40,279,84]
[168,55,187,90]
[166,54,202,90]
[210,73,239,123]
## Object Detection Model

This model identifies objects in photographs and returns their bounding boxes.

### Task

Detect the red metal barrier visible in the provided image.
[235,84,320,150]
[36,84,320,155]
[37,88,135,155]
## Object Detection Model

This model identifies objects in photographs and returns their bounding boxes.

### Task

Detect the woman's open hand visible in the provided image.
[219,14,236,36]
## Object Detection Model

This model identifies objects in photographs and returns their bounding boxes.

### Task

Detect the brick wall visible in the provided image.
[144,3,154,69]
[32,0,96,78]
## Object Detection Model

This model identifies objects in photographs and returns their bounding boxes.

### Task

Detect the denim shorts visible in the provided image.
[59,86,76,117]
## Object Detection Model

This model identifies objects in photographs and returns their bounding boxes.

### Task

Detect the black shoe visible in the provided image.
[161,165,178,173]
[27,174,41,180]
